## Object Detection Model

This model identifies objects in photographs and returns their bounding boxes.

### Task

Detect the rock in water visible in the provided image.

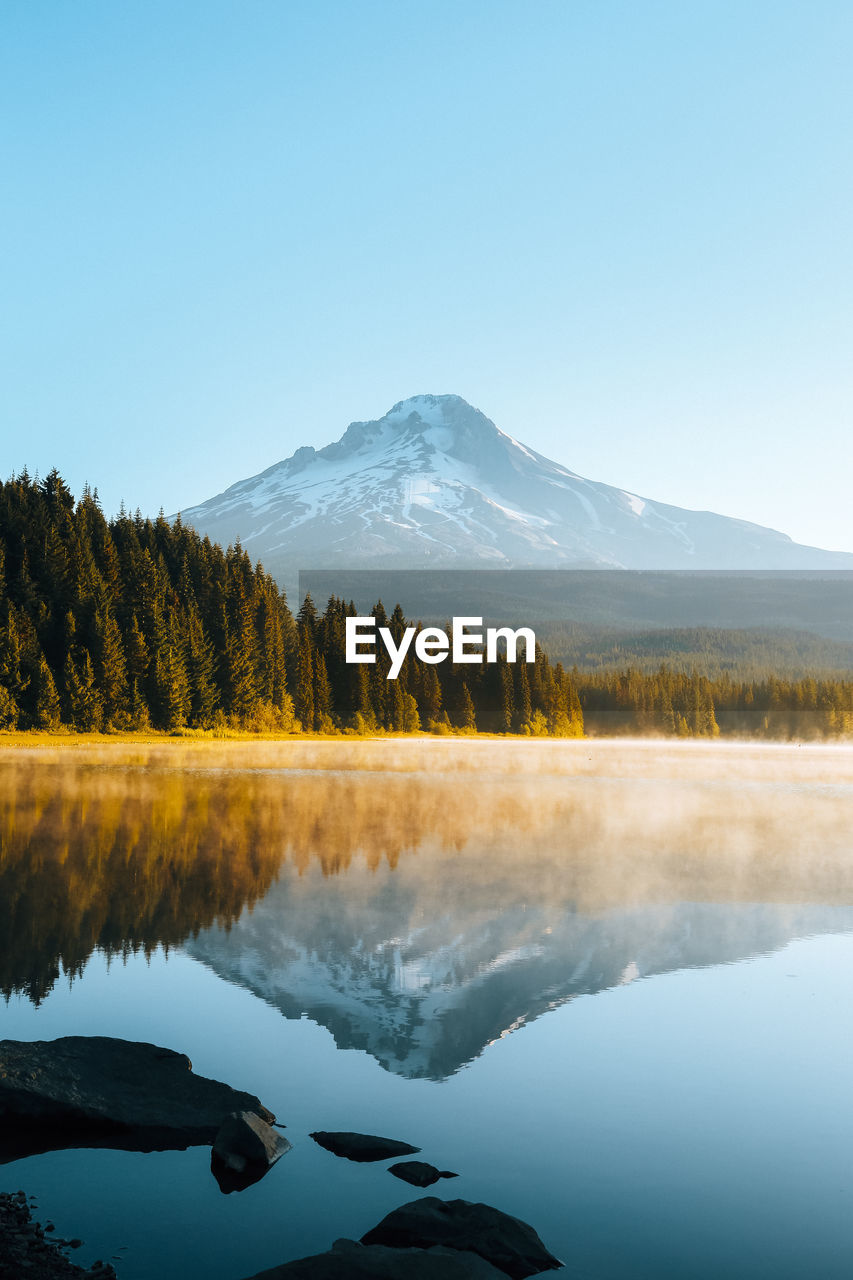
[309,1131,420,1162]
[241,1237,506,1278]
[212,1111,292,1193]
[361,1198,563,1279]
[388,1160,459,1187]
[0,1037,275,1162]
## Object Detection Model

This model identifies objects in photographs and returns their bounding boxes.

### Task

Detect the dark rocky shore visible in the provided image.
[0,1190,116,1280]
[1,1036,563,1278]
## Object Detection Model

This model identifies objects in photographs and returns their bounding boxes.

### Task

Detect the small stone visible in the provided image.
[389,1160,459,1187]
[310,1130,420,1162]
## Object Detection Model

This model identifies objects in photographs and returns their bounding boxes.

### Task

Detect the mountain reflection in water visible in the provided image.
[3,739,853,1078]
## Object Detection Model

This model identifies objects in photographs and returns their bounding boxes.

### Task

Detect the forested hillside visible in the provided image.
[0,470,582,735]
[539,624,853,680]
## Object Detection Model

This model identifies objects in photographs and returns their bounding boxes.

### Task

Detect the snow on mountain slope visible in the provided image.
[177,394,853,580]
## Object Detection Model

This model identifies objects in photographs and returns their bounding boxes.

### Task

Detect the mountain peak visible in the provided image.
[327,394,501,461]
[387,392,470,418]
[383,394,497,435]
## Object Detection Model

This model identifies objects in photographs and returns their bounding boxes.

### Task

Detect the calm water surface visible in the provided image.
[1,738,853,1279]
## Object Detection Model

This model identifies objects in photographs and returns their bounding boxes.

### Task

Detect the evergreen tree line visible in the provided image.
[291,593,584,735]
[1,471,850,738]
[0,470,583,735]
[0,470,294,732]
[577,667,853,738]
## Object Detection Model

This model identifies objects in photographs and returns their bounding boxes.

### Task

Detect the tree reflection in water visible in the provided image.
[2,739,853,1010]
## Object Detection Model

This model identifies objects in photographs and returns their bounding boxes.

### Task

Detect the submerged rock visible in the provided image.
[388,1160,459,1187]
[0,1037,275,1163]
[241,1237,506,1278]
[361,1198,563,1279]
[211,1111,292,1193]
[309,1131,420,1162]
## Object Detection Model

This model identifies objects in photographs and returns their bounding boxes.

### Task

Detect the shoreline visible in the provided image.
[0,1191,116,1280]
[1,729,852,750]
[1,737,850,752]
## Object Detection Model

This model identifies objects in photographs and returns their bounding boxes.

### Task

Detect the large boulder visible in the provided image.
[361,1198,563,1279]
[309,1131,420,1162]
[388,1160,459,1187]
[0,1037,275,1162]
[211,1111,292,1193]
[242,1237,506,1278]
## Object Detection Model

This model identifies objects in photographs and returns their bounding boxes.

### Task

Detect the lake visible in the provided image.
[2,738,853,1278]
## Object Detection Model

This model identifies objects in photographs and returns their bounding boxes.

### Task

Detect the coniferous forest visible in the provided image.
[0,470,851,738]
[0,470,582,736]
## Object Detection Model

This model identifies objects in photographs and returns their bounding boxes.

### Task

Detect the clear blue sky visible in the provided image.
[2,0,851,550]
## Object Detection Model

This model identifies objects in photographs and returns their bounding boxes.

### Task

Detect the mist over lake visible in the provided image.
[2,738,853,1278]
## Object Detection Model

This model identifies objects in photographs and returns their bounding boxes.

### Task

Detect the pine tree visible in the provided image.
[457,683,477,731]
[313,650,332,730]
[399,689,421,732]
[64,649,104,731]
[388,677,406,731]
[257,590,289,712]
[157,638,191,730]
[33,653,62,729]
[498,660,514,733]
[293,631,315,731]
[0,608,29,710]
[350,662,374,731]
[95,605,128,727]
[513,662,532,732]
[124,613,149,724]
[419,663,442,725]
[0,683,17,728]
[297,592,318,635]
[225,618,257,723]
[186,609,219,726]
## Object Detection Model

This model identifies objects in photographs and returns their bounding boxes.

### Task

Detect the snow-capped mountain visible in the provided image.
[178,394,853,580]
